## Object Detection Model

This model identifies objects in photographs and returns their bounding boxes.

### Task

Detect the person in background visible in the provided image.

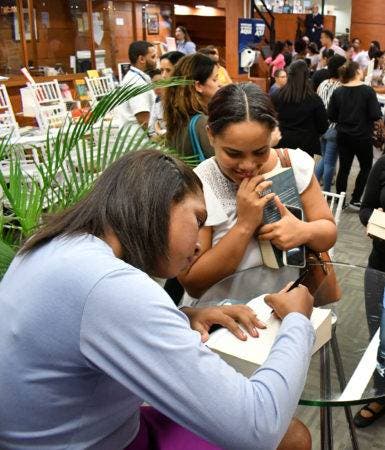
[283,39,294,66]
[163,53,220,158]
[282,0,293,13]
[305,3,323,48]
[345,44,355,62]
[371,51,385,87]
[315,54,346,191]
[328,60,382,209]
[369,40,381,60]
[0,149,316,450]
[272,59,328,157]
[269,68,288,95]
[318,30,345,68]
[265,41,286,82]
[113,41,157,129]
[147,69,165,140]
[159,50,185,78]
[356,156,385,427]
[199,45,232,86]
[294,38,308,61]
[148,52,185,140]
[312,48,335,91]
[175,26,196,55]
[352,37,369,70]
[307,42,320,71]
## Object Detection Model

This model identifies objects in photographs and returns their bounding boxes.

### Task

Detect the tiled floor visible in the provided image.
[297,157,385,449]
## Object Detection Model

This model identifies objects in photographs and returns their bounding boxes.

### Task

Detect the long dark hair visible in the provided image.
[272,41,285,60]
[20,150,203,275]
[338,60,360,83]
[176,25,191,42]
[164,53,216,142]
[207,83,277,136]
[278,59,316,104]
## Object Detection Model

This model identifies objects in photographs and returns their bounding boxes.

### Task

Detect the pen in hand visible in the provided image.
[287,269,309,292]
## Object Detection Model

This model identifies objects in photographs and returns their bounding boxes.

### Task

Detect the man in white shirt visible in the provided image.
[352,37,370,70]
[317,30,345,69]
[114,41,157,128]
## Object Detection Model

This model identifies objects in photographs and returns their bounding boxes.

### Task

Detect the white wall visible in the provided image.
[324,0,352,35]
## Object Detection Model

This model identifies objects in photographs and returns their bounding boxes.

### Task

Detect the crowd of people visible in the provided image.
[1,20,385,450]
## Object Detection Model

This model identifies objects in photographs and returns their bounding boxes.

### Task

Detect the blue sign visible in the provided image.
[238,18,265,74]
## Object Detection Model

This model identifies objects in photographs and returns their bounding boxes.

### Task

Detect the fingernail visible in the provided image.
[259,322,267,328]
[239,330,247,340]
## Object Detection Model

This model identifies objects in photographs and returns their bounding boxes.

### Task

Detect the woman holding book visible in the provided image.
[179,83,336,301]
[0,149,314,450]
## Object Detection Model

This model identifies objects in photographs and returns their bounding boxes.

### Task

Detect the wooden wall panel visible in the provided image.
[351,0,385,49]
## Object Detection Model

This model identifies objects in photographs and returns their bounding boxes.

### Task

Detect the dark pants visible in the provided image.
[364,266,385,400]
[336,132,373,202]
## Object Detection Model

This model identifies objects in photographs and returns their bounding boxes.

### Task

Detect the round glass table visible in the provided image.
[198,262,385,450]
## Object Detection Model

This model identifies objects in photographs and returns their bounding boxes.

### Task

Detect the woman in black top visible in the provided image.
[355,156,385,427]
[328,61,382,209]
[271,59,328,157]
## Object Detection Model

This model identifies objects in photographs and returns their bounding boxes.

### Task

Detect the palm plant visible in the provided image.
[0,78,198,279]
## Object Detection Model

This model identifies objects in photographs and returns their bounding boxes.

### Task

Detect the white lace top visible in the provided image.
[183,148,314,307]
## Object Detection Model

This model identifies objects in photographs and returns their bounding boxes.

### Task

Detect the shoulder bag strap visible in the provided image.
[188,113,206,162]
[275,148,292,168]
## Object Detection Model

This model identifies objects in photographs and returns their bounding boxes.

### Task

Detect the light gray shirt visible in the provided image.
[0,235,315,450]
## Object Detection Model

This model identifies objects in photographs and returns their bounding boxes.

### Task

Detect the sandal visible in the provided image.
[353,403,385,428]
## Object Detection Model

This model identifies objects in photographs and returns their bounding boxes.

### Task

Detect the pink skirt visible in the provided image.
[125,406,222,450]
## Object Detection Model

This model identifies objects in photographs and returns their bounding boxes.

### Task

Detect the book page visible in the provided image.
[207,295,332,366]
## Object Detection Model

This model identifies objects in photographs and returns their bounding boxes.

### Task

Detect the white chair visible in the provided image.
[85,75,115,105]
[322,190,346,259]
[0,84,20,138]
[27,80,69,132]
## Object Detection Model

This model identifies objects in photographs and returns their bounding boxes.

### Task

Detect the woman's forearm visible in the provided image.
[301,219,337,252]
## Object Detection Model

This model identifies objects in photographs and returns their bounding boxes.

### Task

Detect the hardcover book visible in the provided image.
[206,295,332,373]
[367,209,385,240]
[258,167,303,269]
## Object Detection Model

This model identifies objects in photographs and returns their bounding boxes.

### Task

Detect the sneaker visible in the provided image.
[349,201,361,210]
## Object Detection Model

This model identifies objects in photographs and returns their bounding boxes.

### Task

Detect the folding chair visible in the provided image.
[27,80,69,132]
[85,75,115,106]
[322,191,346,260]
[0,84,20,138]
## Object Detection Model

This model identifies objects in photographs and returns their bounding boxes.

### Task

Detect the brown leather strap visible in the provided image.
[275,148,291,168]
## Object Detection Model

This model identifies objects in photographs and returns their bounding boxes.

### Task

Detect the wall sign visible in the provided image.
[238,18,265,74]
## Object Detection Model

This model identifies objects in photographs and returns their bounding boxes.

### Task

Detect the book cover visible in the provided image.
[206,295,332,373]
[74,79,90,101]
[367,209,385,240]
[86,69,100,79]
[258,167,302,269]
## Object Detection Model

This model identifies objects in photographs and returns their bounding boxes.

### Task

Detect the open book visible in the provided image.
[206,295,332,370]
[367,209,385,240]
[258,167,303,269]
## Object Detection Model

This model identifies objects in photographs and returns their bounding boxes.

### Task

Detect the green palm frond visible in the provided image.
[0,77,194,279]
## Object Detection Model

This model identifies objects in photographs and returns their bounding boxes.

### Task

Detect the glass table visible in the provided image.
[199,263,385,450]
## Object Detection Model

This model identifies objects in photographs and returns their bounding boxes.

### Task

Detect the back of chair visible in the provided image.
[322,191,346,259]
[28,80,68,132]
[85,75,115,104]
[0,84,20,138]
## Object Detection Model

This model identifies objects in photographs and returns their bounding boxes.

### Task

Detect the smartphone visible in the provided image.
[282,205,306,268]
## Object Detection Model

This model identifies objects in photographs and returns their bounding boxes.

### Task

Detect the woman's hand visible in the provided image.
[236,176,276,235]
[181,305,267,343]
[258,196,309,250]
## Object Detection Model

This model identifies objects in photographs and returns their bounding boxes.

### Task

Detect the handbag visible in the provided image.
[373,118,385,150]
[302,250,341,307]
[275,148,341,306]
[188,113,206,163]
